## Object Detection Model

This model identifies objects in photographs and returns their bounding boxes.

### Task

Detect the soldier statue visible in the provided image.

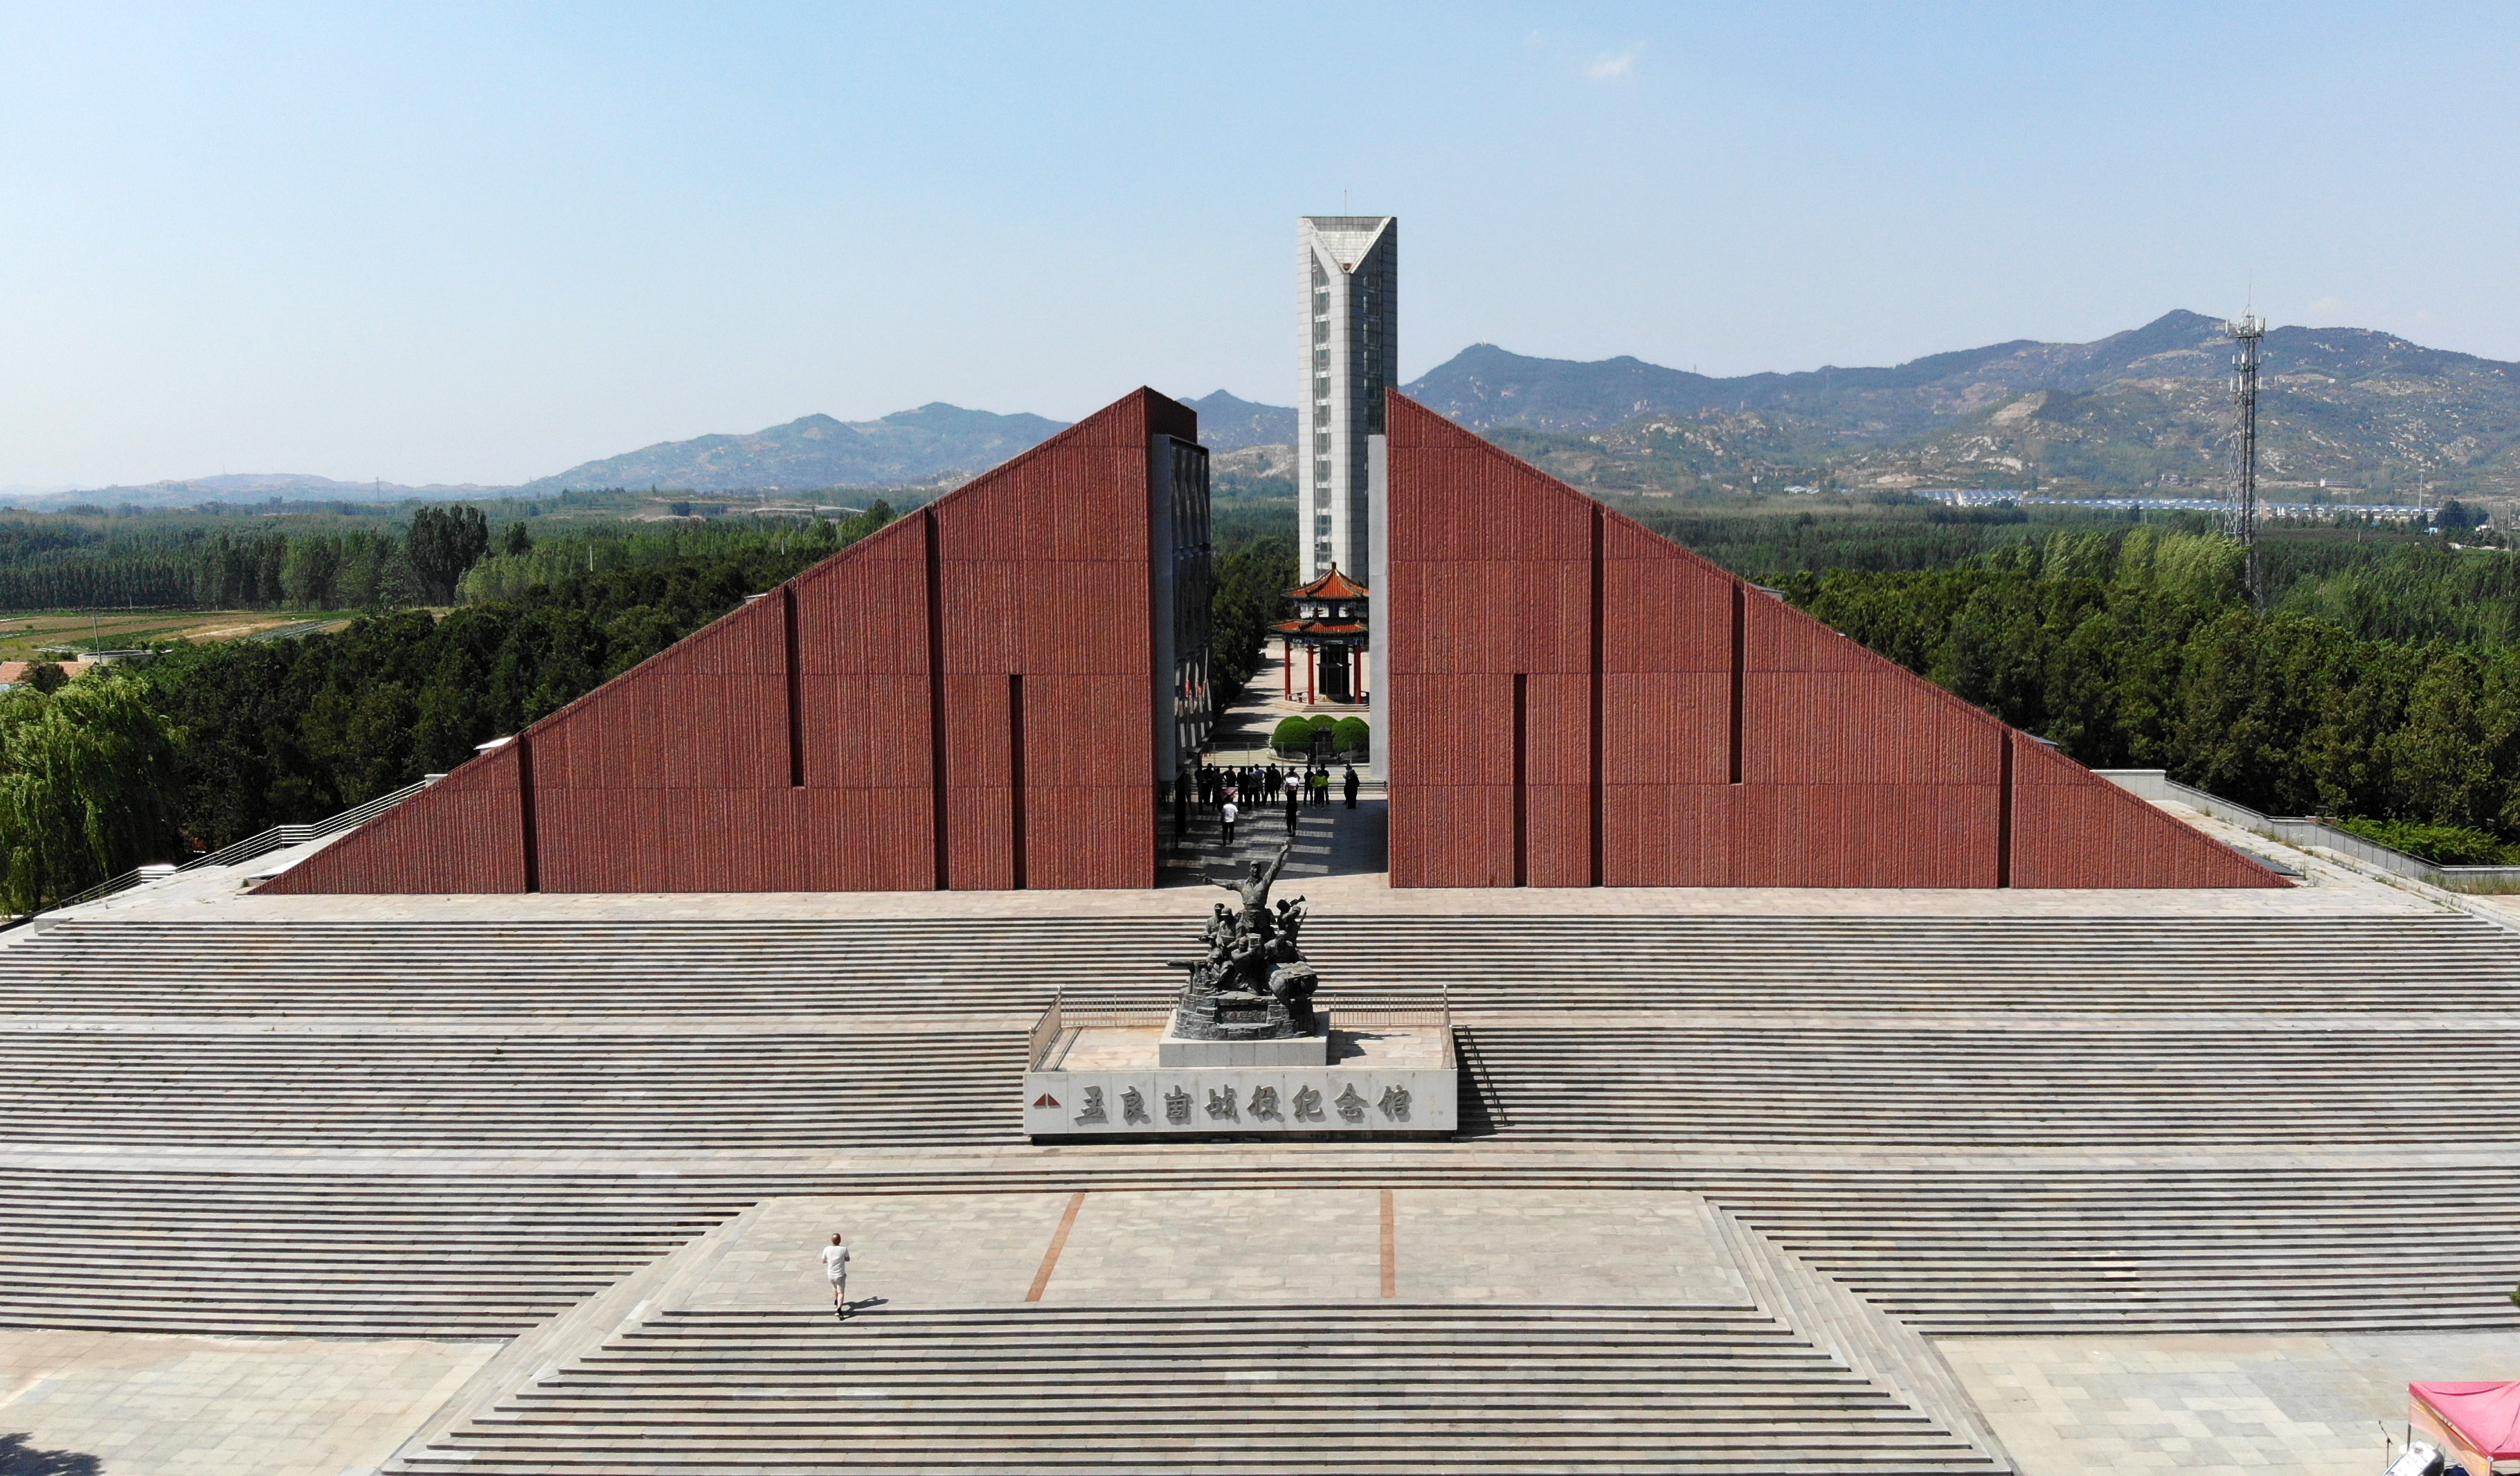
[1173,837,1321,1038]
[1215,838,1295,939]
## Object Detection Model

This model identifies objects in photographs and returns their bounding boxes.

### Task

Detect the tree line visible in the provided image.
[0,506,900,910]
[1783,527,2520,849]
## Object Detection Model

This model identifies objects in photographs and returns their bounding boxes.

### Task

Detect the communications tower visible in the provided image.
[2226,312,2267,608]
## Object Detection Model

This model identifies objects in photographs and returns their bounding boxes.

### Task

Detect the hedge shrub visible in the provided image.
[2332,817,2520,866]
[1270,716,1315,752]
[1333,717,1369,755]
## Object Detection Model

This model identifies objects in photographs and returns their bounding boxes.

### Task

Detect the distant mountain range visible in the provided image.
[24,471,498,510]
[18,391,1297,508]
[26,313,2519,506]
[1405,312,2520,498]
[1181,391,1297,452]
[510,403,1070,496]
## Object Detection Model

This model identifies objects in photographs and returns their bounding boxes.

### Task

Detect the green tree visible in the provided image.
[333,532,405,609]
[0,678,181,912]
[407,505,490,604]
[500,521,533,557]
[280,534,341,609]
[1212,534,1295,702]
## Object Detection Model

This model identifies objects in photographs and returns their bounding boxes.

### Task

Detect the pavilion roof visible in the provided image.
[1286,566,1370,600]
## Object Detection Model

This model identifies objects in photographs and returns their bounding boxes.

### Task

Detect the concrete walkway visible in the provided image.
[1202,646,1372,770]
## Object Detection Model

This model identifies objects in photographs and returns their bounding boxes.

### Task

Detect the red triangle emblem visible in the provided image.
[1032,1093,1059,1108]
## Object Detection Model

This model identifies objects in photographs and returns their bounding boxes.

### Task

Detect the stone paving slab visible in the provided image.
[1939,1329,2519,1476]
[1394,1187,1747,1304]
[681,1191,1070,1311]
[1039,1189,1387,1303]
[669,1187,1751,1313]
[0,1328,496,1476]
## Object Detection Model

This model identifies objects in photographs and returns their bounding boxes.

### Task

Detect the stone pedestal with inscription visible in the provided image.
[1159,1016,1329,1068]
[1025,1007,1454,1140]
[1036,854,1448,1136]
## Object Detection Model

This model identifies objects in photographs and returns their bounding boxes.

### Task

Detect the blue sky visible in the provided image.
[3,2,2515,487]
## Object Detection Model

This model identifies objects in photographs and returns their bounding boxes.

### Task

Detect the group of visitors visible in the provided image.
[1176,760,1360,847]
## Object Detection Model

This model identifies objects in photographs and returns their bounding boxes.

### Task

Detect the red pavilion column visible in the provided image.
[1282,638,1291,698]
[1306,645,1317,705]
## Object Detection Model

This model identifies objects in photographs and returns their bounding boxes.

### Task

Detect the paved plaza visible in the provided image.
[674,1187,1752,1313]
[0,1330,495,1476]
[1943,1331,2519,1475]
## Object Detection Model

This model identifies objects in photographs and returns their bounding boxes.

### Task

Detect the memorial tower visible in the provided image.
[1297,216,1396,582]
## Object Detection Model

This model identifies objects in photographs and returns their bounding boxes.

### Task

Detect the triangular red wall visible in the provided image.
[266,388,1195,895]
[1383,393,2280,889]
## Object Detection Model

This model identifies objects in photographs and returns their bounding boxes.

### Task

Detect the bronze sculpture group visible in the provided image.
[1171,838,1322,1040]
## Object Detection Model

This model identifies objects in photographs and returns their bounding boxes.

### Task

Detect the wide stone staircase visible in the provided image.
[5,1011,2517,1157]
[1459,1023,2520,1144]
[1697,1164,2520,1335]
[1,908,2515,1351]
[0,1167,755,1337]
[0,1027,1021,1149]
[8,912,2514,1015]
[389,1303,2004,1475]
[5,1158,2516,1341]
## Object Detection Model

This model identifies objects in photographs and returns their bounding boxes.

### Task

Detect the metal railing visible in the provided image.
[1026,1000,1068,1069]
[1027,1000,1457,1071]
[4,773,444,928]
[46,863,178,913]
[2098,769,2520,892]
[174,775,442,874]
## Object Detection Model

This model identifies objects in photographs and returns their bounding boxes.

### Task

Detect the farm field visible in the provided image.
[0,609,359,662]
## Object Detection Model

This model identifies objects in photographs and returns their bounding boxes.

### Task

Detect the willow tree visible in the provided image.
[0,676,181,913]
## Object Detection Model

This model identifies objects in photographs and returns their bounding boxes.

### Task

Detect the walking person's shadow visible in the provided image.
[838,1295,890,1320]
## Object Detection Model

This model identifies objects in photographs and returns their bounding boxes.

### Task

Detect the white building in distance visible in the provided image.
[1297,216,1396,582]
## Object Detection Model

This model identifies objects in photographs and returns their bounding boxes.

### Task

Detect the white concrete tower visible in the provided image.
[1297,216,1396,582]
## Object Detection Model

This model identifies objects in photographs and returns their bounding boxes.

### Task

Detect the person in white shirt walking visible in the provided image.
[1219,800,1239,847]
[822,1233,851,1319]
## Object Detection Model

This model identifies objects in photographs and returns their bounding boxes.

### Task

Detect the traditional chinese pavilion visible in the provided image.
[1274,566,1369,705]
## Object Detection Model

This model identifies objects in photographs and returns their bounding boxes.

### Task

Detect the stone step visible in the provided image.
[0,1158,2512,1340]
[7,914,2510,1017]
[388,1305,2002,1475]
[7,1023,2518,1153]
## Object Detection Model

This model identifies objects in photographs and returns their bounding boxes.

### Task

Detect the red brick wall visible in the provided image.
[267,388,1191,895]
[268,739,531,894]
[2006,732,2274,887]
[1385,393,2281,890]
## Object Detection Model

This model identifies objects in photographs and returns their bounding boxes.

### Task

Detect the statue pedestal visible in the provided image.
[1161,989,1327,1066]
[1024,1011,1455,1140]
[1159,1028,1329,1068]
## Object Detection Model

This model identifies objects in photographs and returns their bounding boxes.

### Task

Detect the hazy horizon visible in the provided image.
[6,3,2515,488]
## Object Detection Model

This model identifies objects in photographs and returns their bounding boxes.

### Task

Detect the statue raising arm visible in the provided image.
[1216,838,1297,923]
